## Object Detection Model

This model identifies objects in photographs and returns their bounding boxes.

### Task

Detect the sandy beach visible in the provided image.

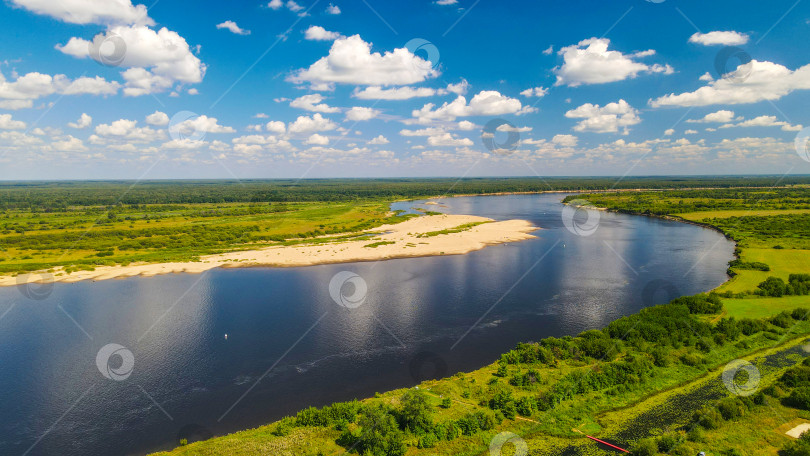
[3,214,538,287]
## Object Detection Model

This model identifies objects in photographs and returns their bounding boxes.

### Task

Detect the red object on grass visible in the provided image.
[586,435,630,453]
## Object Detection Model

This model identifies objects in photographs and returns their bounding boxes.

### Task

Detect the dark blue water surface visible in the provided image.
[0,194,735,456]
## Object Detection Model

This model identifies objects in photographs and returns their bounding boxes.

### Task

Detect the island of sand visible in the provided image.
[2,214,538,287]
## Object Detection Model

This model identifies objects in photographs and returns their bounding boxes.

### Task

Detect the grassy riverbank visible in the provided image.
[3,178,809,276]
[145,186,810,456]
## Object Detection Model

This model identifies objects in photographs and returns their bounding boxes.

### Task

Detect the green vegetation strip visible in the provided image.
[415,222,490,238]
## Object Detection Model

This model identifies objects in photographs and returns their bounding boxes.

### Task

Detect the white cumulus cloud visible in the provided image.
[368,135,389,144]
[10,0,153,26]
[68,113,92,129]
[554,38,673,87]
[304,25,341,41]
[650,60,810,107]
[412,90,534,123]
[0,114,26,130]
[288,35,440,88]
[0,71,119,109]
[565,99,641,134]
[216,20,250,35]
[719,115,802,131]
[305,133,330,145]
[520,87,548,97]
[688,31,749,46]
[552,134,578,147]
[266,121,287,134]
[145,111,169,126]
[427,132,474,147]
[57,25,205,96]
[290,94,340,113]
[288,113,337,134]
[346,106,380,121]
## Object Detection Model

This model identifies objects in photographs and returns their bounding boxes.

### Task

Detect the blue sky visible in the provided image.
[0,0,809,179]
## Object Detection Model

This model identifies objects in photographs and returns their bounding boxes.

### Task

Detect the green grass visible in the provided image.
[722,296,810,319]
[154,426,344,456]
[415,222,489,238]
[718,248,810,295]
[0,201,415,275]
[679,209,810,221]
[364,240,396,248]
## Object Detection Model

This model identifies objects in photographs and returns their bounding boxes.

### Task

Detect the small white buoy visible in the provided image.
[224,334,228,340]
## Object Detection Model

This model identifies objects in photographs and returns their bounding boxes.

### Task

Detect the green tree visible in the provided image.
[398,389,433,433]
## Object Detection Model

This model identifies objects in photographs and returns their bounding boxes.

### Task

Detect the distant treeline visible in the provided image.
[2,176,810,210]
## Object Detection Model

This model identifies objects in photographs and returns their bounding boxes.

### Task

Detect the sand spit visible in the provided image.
[2,214,538,287]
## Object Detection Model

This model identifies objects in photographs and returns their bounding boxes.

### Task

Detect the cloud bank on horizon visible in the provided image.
[0,0,808,179]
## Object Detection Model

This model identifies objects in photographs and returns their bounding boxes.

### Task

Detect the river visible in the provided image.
[0,194,735,455]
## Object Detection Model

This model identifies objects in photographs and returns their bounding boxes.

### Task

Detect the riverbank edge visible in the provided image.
[2,214,539,288]
[145,194,748,456]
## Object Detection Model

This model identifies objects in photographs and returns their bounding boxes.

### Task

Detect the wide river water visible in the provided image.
[0,194,735,456]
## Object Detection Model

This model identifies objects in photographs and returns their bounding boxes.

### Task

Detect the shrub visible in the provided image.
[693,406,723,429]
[651,346,670,367]
[728,259,770,271]
[790,275,810,296]
[771,311,794,328]
[657,434,680,453]
[516,396,535,416]
[715,317,741,340]
[779,430,810,456]
[342,405,406,456]
[780,366,810,388]
[417,432,437,449]
[398,390,433,433]
[784,387,810,410]
[680,353,704,367]
[738,318,768,335]
[716,397,746,420]
[630,438,659,456]
[758,277,788,297]
[671,294,723,314]
[510,369,542,388]
[272,417,296,436]
[792,308,810,321]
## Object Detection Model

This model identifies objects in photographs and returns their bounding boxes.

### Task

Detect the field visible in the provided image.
[0,200,407,274]
[3,177,806,277]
